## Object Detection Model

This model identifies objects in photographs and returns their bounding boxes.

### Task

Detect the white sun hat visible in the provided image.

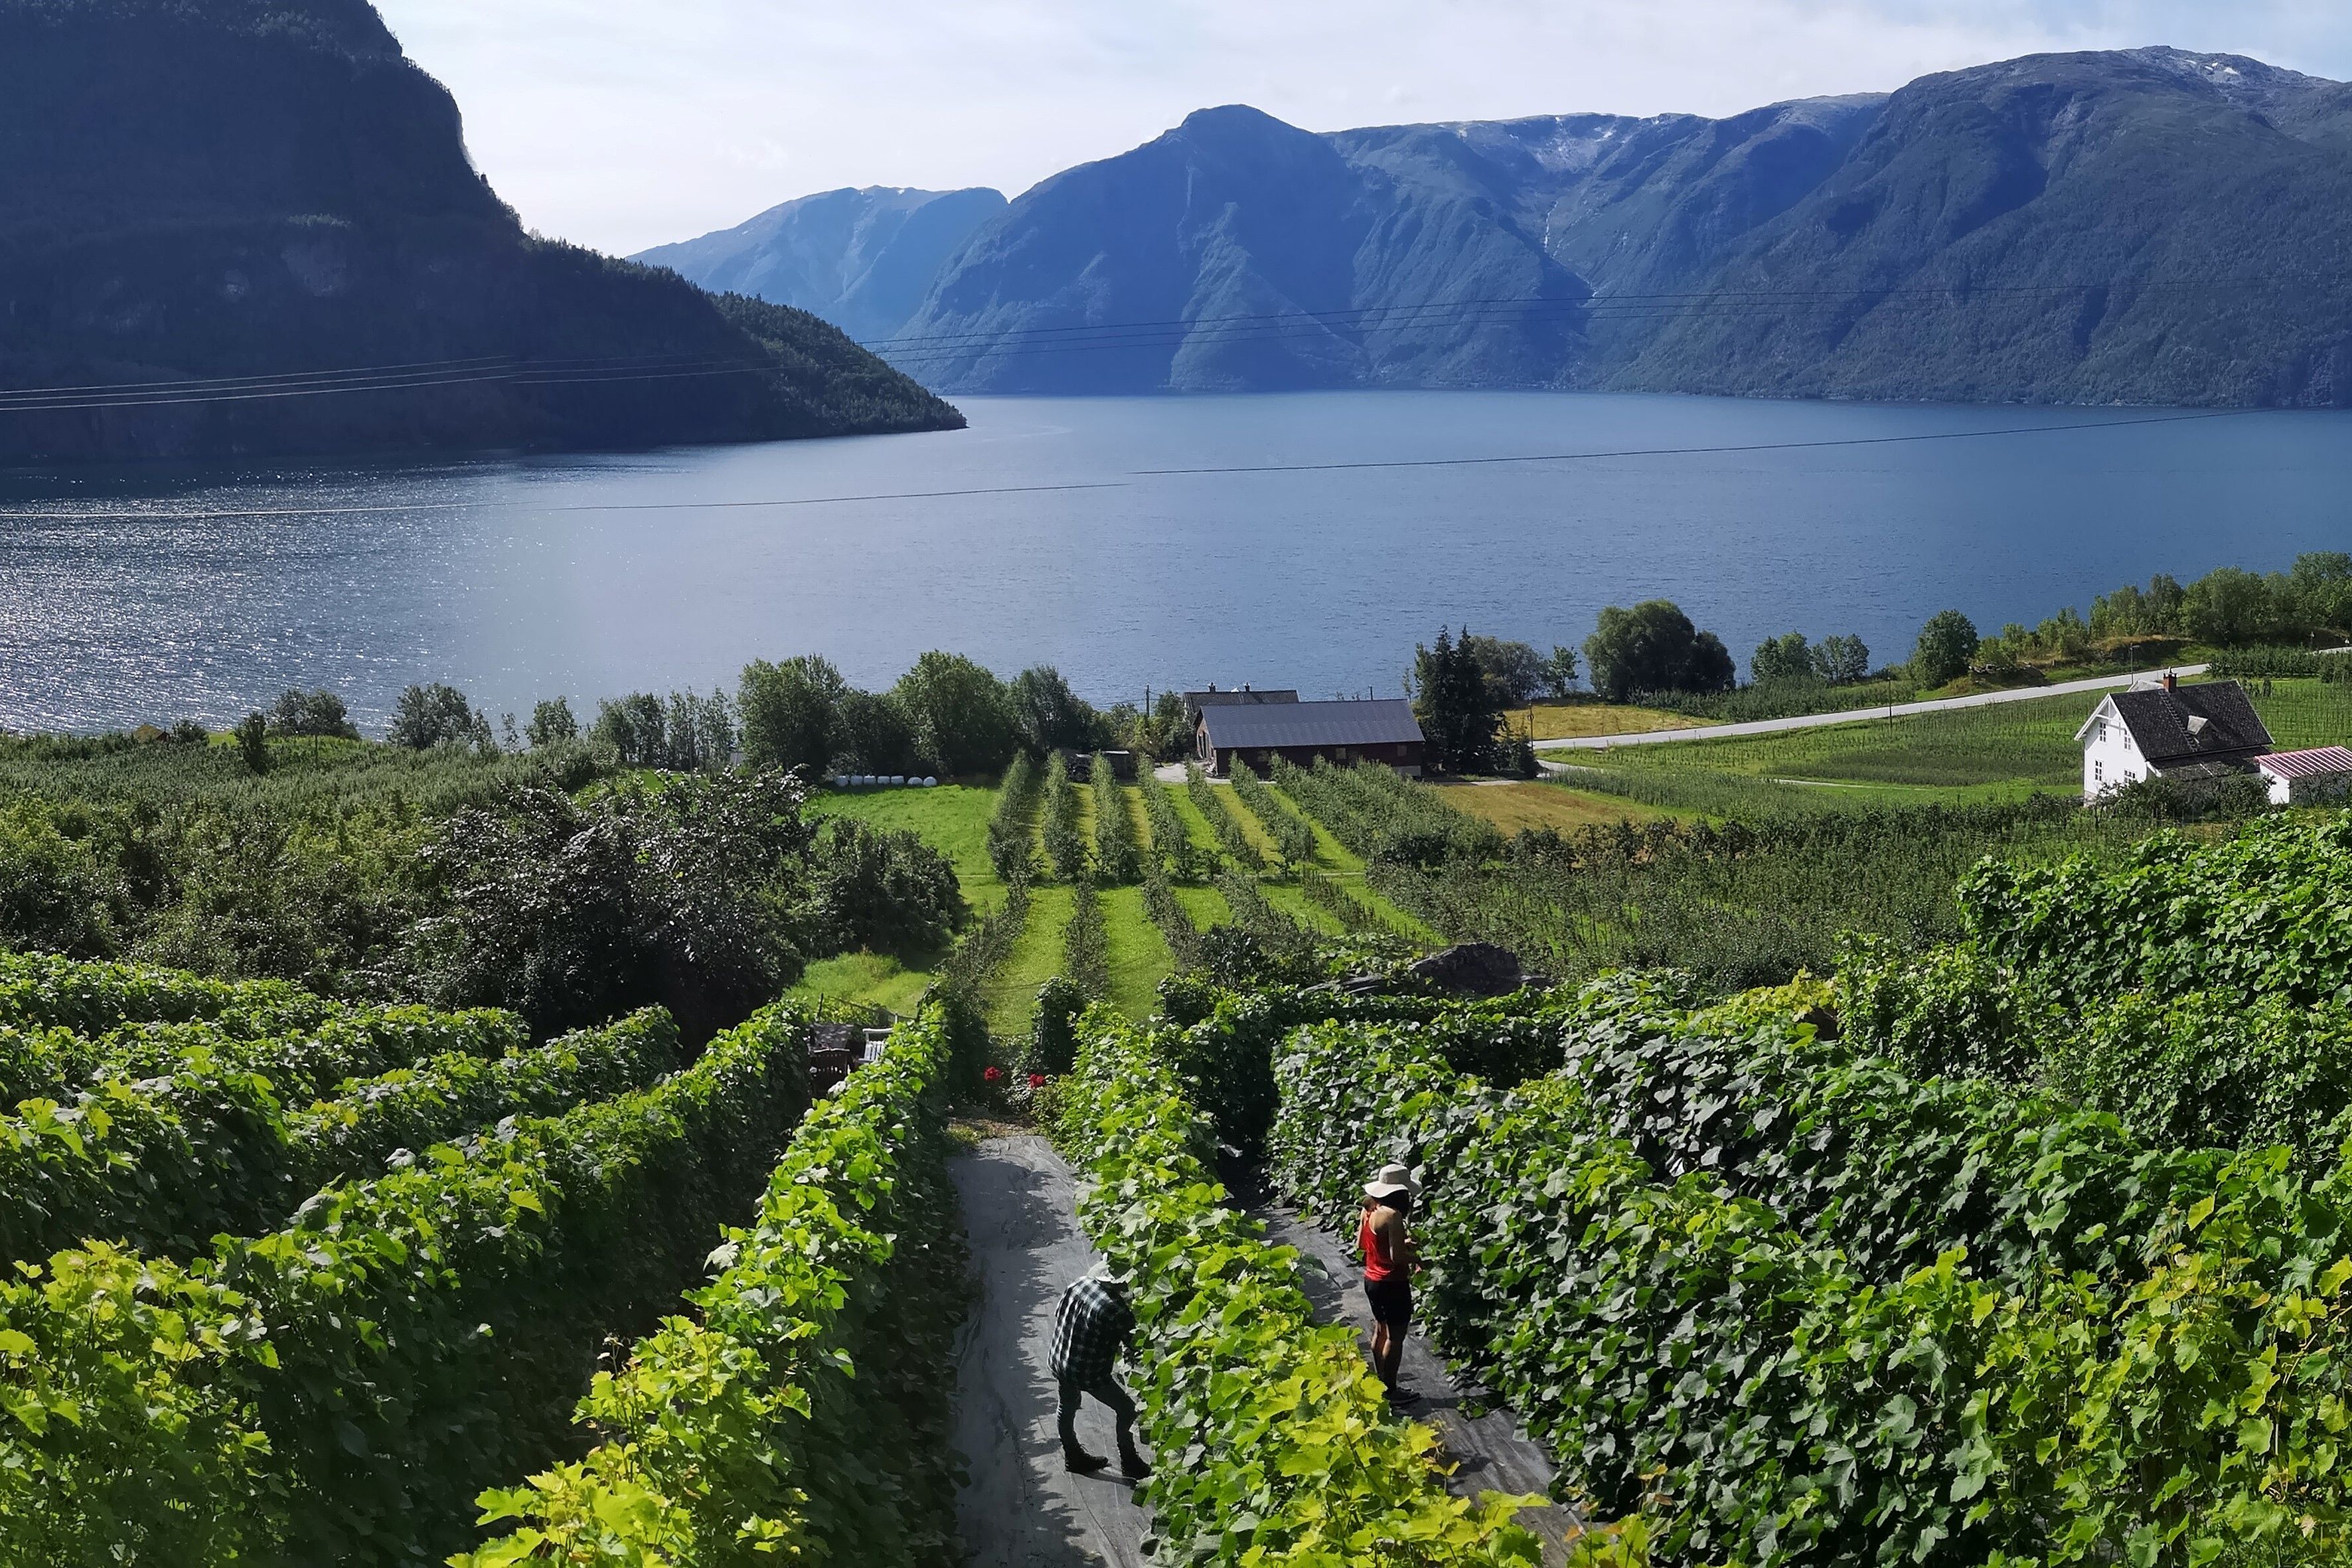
[1363,1162,1417,1201]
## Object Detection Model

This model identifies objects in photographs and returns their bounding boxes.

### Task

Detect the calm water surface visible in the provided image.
[5,390,2348,732]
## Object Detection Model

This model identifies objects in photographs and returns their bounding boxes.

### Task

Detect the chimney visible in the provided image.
[2162,672,2177,694]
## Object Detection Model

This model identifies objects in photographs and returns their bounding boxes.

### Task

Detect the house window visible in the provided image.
[2094,760,2104,783]
[2096,720,2107,743]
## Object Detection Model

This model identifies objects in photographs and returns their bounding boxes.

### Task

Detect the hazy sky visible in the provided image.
[370,1,2352,257]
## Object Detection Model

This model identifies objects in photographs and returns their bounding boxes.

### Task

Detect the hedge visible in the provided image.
[456,1006,963,1567]
[1960,815,2352,1009]
[0,949,338,1035]
[1268,983,2352,1565]
[0,998,815,1565]
[1051,1006,1573,1568]
[0,1007,680,1266]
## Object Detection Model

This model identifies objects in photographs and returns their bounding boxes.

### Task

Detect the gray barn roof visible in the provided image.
[1183,688,1299,718]
[2106,681,2273,765]
[1199,698,1425,749]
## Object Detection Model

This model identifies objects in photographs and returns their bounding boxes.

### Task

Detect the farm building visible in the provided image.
[2257,746,2352,805]
[1196,697,1425,777]
[2076,675,2272,796]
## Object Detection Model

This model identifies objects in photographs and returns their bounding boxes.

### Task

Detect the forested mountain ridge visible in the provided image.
[727,46,2351,406]
[0,0,961,462]
[633,186,1008,347]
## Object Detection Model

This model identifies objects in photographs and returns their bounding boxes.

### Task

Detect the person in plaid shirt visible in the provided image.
[1049,1263,1150,1477]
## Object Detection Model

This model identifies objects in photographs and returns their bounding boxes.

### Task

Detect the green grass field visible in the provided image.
[1563,677,2352,807]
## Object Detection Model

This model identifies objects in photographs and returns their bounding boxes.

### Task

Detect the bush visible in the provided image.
[987,752,1042,883]
[455,1009,962,1568]
[268,688,360,740]
[1832,935,2058,1084]
[1026,975,1084,1076]
[1089,751,1140,883]
[1909,608,1980,686]
[1040,751,1087,881]
[809,815,964,957]
[405,771,817,1041]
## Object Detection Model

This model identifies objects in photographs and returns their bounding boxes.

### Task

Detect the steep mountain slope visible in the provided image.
[634,186,1006,346]
[0,0,960,462]
[889,105,1590,392]
[862,47,2352,406]
[1620,48,2352,404]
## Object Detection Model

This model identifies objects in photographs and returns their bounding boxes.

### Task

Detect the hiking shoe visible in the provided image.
[1064,1449,1110,1474]
[1120,1450,1153,1478]
[1387,1387,1423,1408]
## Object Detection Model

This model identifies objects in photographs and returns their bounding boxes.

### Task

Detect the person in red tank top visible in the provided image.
[1358,1162,1420,1403]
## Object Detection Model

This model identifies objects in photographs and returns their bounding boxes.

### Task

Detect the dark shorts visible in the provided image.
[1365,1275,1413,1329]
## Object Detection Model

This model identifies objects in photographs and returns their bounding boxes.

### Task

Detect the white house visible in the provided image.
[2077,674,2274,797]
[2256,745,2352,806]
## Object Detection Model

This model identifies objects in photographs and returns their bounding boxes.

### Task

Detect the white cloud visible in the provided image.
[370,0,2352,256]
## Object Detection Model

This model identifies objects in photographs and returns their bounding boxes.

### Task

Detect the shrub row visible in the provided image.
[0,1007,679,1265]
[1063,875,1111,1000]
[1271,757,1498,870]
[1141,861,1200,970]
[1042,751,1087,880]
[1300,872,1387,935]
[1185,763,1263,870]
[1268,994,2352,1565]
[455,1008,963,1567]
[1228,757,1317,871]
[1839,934,2352,1170]
[1139,767,1207,882]
[0,1000,815,1565]
[1050,1007,1561,1567]
[1961,815,2352,1009]
[0,949,335,1036]
[1091,751,1141,884]
[988,752,1042,882]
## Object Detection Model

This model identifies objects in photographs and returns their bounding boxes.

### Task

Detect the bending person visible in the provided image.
[1048,1262,1152,1478]
[1358,1162,1421,1403]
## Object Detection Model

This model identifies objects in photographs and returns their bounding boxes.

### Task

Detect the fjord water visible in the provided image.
[5,390,2348,732]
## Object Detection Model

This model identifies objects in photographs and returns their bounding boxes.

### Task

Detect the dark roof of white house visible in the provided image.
[2105,681,2272,765]
[1198,698,1424,749]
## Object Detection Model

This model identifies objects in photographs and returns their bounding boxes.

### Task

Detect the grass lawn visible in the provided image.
[1101,886,1170,1017]
[986,885,1070,1037]
[1435,781,1666,834]
[789,952,935,1016]
[809,783,1007,911]
[1549,677,2352,809]
[1514,702,1717,740]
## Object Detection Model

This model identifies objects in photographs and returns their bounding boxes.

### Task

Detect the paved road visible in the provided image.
[1535,664,2211,755]
[952,1135,1149,1568]
[1259,1208,1580,1565]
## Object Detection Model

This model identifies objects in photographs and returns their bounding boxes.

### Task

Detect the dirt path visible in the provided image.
[1259,1208,1581,1565]
[951,1134,1150,1568]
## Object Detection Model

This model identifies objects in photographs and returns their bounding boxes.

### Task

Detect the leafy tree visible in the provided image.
[894,651,1016,777]
[1910,610,1980,686]
[525,698,578,749]
[1583,601,1737,702]
[2091,574,2187,639]
[1008,665,1102,755]
[2290,552,2352,632]
[1411,627,1505,775]
[591,690,734,771]
[387,683,483,750]
[1812,634,1872,685]
[1129,690,1194,763]
[1460,635,1547,708]
[235,712,270,773]
[738,655,844,775]
[832,688,921,777]
[406,772,819,1042]
[591,694,668,765]
[1751,632,1814,686]
[1540,646,1580,698]
[2182,568,2284,645]
[267,688,359,739]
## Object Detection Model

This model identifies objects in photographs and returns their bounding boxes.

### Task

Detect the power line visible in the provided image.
[0,406,2268,521]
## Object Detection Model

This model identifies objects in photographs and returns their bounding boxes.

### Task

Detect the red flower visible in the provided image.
[983,1065,1004,1083]
[1028,1073,1048,1088]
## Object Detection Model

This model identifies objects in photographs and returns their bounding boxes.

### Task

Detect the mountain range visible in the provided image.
[0,0,959,463]
[643,47,2352,407]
